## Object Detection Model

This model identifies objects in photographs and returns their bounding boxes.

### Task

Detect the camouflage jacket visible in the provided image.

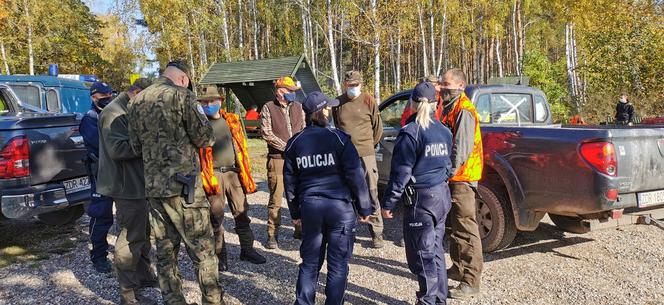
[128,77,214,198]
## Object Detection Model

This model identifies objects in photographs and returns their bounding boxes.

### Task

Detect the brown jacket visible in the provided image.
[333,92,383,157]
[259,100,305,158]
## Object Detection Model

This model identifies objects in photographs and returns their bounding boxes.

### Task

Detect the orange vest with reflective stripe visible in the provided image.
[441,92,484,182]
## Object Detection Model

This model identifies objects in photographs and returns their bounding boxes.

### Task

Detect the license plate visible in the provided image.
[63,177,91,194]
[637,190,664,208]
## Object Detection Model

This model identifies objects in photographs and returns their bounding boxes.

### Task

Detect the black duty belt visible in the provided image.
[217,166,239,173]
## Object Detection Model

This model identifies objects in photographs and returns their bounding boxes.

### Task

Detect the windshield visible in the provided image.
[61,87,92,113]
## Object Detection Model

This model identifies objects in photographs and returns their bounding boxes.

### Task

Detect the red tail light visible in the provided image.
[0,136,30,179]
[579,142,617,176]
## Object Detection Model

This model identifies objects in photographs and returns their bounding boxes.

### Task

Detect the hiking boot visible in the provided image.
[218,251,229,272]
[372,234,385,249]
[265,235,278,249]
[120,287,157,305]
[240,249,267,264]
[92,258,112,274]
[448,282,480,299]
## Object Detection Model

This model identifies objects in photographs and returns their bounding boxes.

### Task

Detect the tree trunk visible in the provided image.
[186,17,197,94]
[326,0,341,95]
[429,0,436,75]
[215,0,231,62]
[250,0,259,59]
[436,0,448,76]
[23,0,35,75]
[338,12,344,78]
[496,32,503,78]
[237,0,244,60]
[512,0,520,76]
[372,0,380,100]
[566,23,580,113]
[396,25,401,91]
[417,4,429,76]
[300,3,309,64]
[0,39,10,75]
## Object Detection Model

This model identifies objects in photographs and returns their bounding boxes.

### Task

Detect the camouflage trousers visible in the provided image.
[148,195,225,305]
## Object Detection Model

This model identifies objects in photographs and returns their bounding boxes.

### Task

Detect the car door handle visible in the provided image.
[384,136,397,142]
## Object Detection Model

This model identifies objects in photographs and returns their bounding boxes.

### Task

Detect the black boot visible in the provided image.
[218,238,229,272]
[236,227,266,263]
[240,249,267,264]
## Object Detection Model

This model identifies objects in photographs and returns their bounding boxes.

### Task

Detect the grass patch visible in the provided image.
[247,138,268,180]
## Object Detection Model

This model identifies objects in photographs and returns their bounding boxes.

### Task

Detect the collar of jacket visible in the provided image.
[154,76,176,87]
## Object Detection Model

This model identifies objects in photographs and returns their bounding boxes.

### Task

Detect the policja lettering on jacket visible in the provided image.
[425,143,449,157]
[295,153,336,169]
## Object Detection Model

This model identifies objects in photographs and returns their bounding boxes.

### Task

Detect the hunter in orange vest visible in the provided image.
[439,68,484,299]
[197,85,266,270]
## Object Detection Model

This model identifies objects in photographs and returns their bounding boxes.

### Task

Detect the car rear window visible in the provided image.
[9,84,41,109]
[492,93,533,124]
[60,87,91,113]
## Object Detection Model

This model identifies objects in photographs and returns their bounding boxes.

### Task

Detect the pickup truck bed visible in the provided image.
[377,85,664,251]
[0,85,90,225]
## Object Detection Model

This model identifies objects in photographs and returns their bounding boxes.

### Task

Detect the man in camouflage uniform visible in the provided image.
[128,60,224,305]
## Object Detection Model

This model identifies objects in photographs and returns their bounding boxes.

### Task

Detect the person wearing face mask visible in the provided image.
[128,60,224,305]
[400,74,445,127]
[332,70,385,248]
[80,81,116,274]
[284,91,372,305]
[439,68,484,299]
[260,76,306,249]
[197,85,266,271]
[615,93,635,125]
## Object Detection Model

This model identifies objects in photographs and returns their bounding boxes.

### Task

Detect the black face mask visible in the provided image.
[441,88,464,104]
[97,96,114,109]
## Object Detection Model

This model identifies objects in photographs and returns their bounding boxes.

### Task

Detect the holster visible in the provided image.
[403,176,418,207]
[175,173,196,204]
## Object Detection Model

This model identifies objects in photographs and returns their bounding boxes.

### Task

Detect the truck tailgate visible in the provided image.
[611,127,664,194]
[0,113,87,185]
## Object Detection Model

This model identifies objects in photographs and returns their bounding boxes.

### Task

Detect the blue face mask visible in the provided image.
[202,104,221,116]
[347,86,361,98]
[283,92,297,102]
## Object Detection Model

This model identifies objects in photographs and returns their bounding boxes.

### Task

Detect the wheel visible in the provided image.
[549,214,591,234]
[36,205,84,225]
[475,184,517,252]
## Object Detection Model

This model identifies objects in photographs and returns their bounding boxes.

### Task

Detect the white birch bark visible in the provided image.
[372,0,380,100]
[496,33,503,78]
[0,39,10,75]
[396,26,402,91]
[215,0,231,61]
[417,4,429,76]
[250,0,259,59]
[326,0,341,95]
[238,0,244,59]
[23,0,34,75]
[512,0,520,76]
[429,0,436,75]
[436,1,448,76]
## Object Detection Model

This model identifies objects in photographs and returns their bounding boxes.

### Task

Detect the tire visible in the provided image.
[36,205,84,226]
[475,184,517,252]
[549,214,591,234]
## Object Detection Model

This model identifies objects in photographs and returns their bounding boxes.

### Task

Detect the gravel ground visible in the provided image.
[1,179,664,305]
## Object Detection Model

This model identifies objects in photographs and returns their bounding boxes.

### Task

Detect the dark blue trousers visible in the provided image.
[295,197,356,305]
[403,183,452,305]
[86,176,114,264]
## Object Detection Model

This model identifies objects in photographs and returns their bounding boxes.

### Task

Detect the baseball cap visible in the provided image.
[275,76,300,91]
[129,78,152,91]
[301,91,339,114]
[412,82,436,103]
[344,71,362,85]
[90,82,113,96]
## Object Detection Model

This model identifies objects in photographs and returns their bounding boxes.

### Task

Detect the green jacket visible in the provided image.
[97,92,145,199]
[128,77,215,198]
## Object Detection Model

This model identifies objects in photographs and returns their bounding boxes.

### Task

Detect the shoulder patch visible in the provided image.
[196,104,205,115]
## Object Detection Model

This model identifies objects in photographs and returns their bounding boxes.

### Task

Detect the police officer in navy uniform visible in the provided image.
[80,81,116,274]
[382,82,454,305]
[284,91,372,305]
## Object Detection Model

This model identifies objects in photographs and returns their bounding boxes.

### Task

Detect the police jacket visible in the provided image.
[80,107,101,157]
[284,125,373,220]
[382,115,453,211]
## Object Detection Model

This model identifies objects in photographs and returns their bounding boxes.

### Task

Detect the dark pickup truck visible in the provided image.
[0,84,90,225]
[377,85,664,252]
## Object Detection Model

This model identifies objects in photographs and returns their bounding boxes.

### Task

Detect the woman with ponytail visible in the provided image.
[381,81,455,304]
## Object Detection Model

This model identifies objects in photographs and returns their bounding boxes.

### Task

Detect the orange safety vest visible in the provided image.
[199,110,257,195]
[441,92,484,182]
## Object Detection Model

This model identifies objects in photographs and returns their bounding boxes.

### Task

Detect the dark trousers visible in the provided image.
[404,184,451,305]
[114,198,153,291]
[87,176,114,263]
[295,197,356,305]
